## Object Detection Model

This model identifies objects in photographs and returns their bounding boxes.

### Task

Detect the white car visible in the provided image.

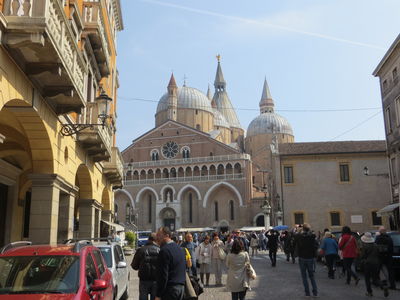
[95,240,130,300]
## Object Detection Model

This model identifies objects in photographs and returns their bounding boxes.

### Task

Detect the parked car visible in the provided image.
[387,231,400,275]
[137,231,152,247]
[0,240,113,299]
[94,239,129,300]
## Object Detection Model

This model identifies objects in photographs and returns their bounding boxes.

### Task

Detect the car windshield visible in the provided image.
[0,255,79,294]
[139,232,151,239]
[389,233,400,246]
[99,247,113,268]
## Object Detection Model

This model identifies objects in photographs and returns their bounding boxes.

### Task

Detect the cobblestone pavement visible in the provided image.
[126,251,400,300]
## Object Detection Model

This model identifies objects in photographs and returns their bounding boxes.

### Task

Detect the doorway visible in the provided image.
[0,183,8,247]
[256,215,265,226]
[162,208,176,231]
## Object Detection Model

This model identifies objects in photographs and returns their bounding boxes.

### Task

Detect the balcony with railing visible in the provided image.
[77,101,112,162]
[124,174,245,186]
[103,147,123,185]
[2,0,87,114]
[125,153,251,169]
[82,0,111,77]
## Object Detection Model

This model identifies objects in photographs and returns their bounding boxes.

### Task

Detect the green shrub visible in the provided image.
[125,231,136,247]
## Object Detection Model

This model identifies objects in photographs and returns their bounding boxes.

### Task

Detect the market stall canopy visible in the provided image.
[101,219,125,232]
[240,226,265,232]
[377,202,400,217]
[176,227,214,233]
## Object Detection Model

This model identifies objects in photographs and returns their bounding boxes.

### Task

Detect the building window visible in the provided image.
[195,109,198,115]
[252,176,255,184]
[214,201,219,221]
[395,97,400,127]
[294,212,304,225]
[182,146,190,159]
[386,106,393,134]
[126,204,131,223]
[382,79,388,91]
[151,149,159,161]
[371,211,382,226]
[339,163,350,182]
[284,166,294,183]
[196,124,201,131]
[189,193,193,223]
[148,195,152,223]
[391,157,397,183]
[229,200,234,220]
[23,191,31,238]
[330,212,341,226]
[393,67,398,84]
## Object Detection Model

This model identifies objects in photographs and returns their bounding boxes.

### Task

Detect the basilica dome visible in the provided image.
[213,108,230,128]
[156,86,213,114]
[247,112,293,137]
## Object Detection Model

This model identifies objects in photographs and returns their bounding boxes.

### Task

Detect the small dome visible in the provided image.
[247,113,293,137]
[213,109,229,128]
[156,86,213,114]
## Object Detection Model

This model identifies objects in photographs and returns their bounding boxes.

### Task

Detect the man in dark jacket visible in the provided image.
[295,223,318,297]
[131,233,160,300]
[266,229,279,267]
[155,226,186,300]
[375,226,396,290]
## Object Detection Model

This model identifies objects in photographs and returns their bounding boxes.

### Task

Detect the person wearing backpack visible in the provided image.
[131,233,160,300]
[360,232,389,297]
[338,226,360,285]
[375,226,396,290]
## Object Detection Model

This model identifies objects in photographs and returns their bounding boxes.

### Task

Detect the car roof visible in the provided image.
[93,242,120,247]
[0,244,80,257]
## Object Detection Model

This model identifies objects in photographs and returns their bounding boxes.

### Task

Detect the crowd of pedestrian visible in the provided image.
[131,224,397,300]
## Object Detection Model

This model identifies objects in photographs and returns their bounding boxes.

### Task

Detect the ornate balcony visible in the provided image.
[125,174,245,186]
[76,102,112,162]
[2,0,87,114]
[82,1,111,77]
[103,147,123,185]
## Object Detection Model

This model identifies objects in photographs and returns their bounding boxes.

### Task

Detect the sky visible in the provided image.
[115,0,400,150]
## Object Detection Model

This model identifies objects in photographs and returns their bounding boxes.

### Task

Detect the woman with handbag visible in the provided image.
[198,235,212,286]
[320,231,338,279]
[211,232,226,286]
[338,226,360,285]
[226,239,253,300]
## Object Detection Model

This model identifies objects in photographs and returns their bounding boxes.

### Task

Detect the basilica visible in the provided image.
[116,59,393,233]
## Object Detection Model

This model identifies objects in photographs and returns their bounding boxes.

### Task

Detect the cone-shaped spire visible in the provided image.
[214,55,226,91]
[259,77,275,114]
[207,84,212,100]
[168,73,177,88]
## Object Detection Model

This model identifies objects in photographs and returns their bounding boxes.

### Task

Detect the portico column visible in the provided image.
[58,192,75,242]
[29,174,61,245]
[79,199,102,238]
[264,212,271,230]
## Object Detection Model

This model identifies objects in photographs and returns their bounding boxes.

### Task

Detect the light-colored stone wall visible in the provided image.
[277,153,391,233]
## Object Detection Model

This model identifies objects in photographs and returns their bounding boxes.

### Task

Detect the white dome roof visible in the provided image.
[156,86,213,114]
[247,112,293,137]
[213,109,229,128]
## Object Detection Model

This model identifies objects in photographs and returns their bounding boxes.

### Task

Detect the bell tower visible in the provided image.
[167,73,178,121]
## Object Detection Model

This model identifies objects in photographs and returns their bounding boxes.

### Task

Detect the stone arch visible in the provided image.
[234,163,242,173]
[101,187,111,211]
[203,182,243,208]
[0,99,54,173]
[209,165,216,175]
[155,168,161,179]
[170,167,177,178]
[160,185,176,202]
[177,184,202,202]
[162,168,169,178]
[253,213,265,226]
[147,169,154,179]
[135,186,159,203]
[185,166,192,177]
[201,165,208,176]
[75,164,93,199]
[226,163,233,174]
[114,189,135,208]
[217,164,225,175]
[140,169,146,180]
[193,166,200,176]
[177,167,184,177]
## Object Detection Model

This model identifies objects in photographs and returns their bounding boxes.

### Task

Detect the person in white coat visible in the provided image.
[226,239,250,300]
[197,235,212,286]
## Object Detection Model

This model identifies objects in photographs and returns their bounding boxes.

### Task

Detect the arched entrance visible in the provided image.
[160,208,176,231]
[218,220,229,233]
[256,215,265,226]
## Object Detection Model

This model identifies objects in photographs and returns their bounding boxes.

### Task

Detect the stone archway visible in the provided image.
[159,207,177,231]
[136,186,158,230]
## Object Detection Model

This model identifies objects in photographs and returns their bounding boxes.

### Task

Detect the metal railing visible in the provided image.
[124,174,245,186]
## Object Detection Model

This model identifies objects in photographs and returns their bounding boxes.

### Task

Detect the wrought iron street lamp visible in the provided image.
[60,89,113,136]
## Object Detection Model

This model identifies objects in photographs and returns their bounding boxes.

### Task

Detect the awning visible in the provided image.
[176,227,214,233]
[377,203,400,217]
[240,226,266,232]
[101,220,125,232]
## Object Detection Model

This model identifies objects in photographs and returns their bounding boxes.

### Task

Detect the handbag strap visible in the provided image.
[342,235,354,250]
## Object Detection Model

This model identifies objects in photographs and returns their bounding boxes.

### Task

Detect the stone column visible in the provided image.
[29,174,61,245]
[94,208,101,238]
[264,212,271,230]
[57,193,75,243]
[78,199,102,238]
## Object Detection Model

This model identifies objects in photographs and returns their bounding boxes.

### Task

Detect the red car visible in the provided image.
[0,241,114,299]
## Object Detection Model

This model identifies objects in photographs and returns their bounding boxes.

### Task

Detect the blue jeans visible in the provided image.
[299,258,318,296]
[139,280,157,300]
